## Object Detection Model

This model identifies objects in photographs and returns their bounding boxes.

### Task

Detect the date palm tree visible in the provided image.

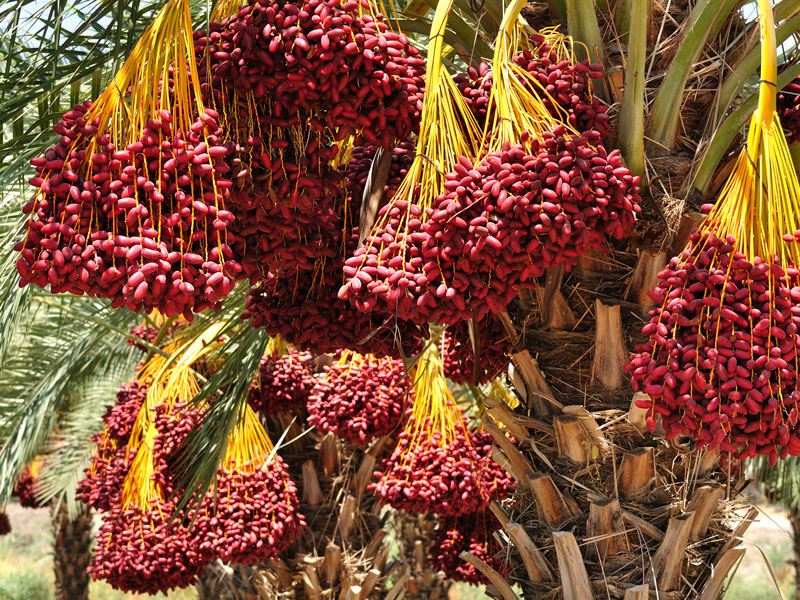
[1,0,800,598]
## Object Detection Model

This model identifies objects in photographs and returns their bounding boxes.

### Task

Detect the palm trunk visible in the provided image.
[490,297,751,599]
[197,562,276,599]
[52,502,92,600]
[472,1,758,597]
[789,506,800,600]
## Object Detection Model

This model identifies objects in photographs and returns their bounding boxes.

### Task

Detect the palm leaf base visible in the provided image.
[488,245,754,600]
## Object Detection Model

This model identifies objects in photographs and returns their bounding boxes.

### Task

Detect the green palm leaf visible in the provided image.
[0,296,139,501]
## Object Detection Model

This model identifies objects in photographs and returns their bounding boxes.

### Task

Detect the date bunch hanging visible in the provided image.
[192,405,306,564]
[629,0,800,465]
[371,331,513,515]
[89,418,206,593]
[457,27,609,139]
[441,317,512,385]
[202,0,423,148]
[416,0,640,325]
[307,350,410,445]
[244,197,424,357]
[191,0,425,287]
[194,14,345,282]
[247,335,315,415]
[16,0,241,318]
[338,0,482,322]
[88,338,210,592]
[78,382,147,511]
[429,511,508,584]
[88,325,224,593]
[208,0,429,349]
[341,0,638,327]
[12,459,44,509]
[85,321,307,592]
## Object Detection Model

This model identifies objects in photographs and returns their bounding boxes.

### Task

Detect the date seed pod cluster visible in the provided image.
[16,0,242,318]
[629,1,800,465]
[12,459,44,509]
[430,511,507,584]
[307,350,410,445]
[192,405,306,564]
[371,333,513,515]
[247,335,315,415]
[341,0,639,326]
[457,28,609,139]
[78,382,148,511]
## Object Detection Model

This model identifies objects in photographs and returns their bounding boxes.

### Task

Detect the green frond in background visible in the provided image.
[0,0,168,188]
[750,456,800,513]
[36,354,138,516]
[0,196,32,363]
[172,309,269,511]
[0,296,140,503]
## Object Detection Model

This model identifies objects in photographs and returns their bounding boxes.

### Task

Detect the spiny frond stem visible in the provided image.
[616,0,647,178]
[648,0,740,150]
[690,60,800,196]
[715,2,800,118]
